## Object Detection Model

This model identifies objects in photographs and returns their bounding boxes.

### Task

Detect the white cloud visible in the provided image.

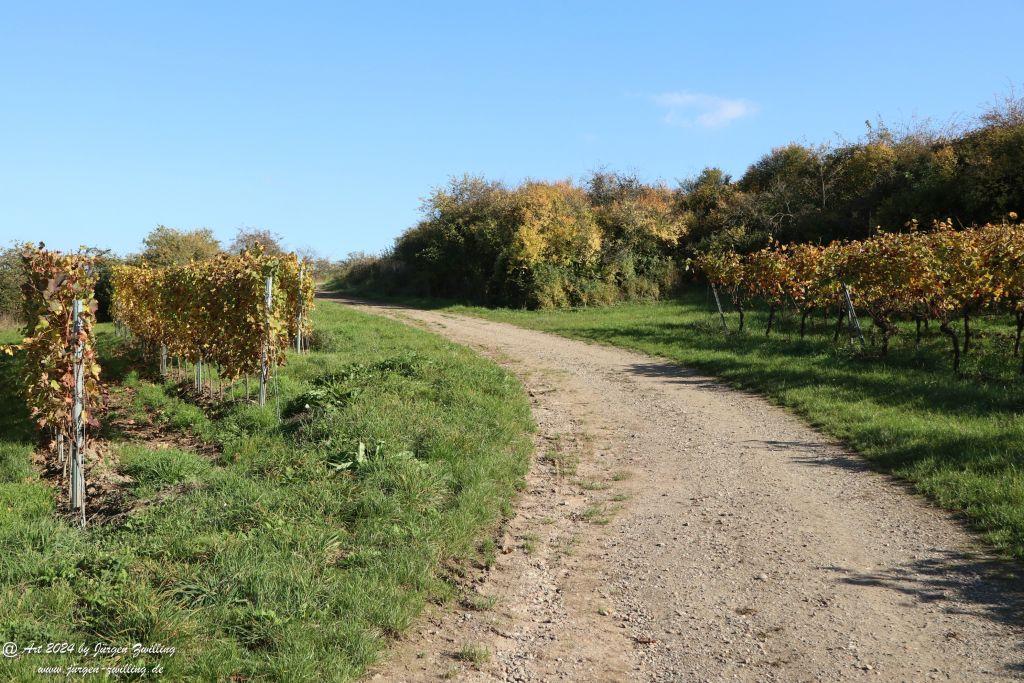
[651,91,758,128]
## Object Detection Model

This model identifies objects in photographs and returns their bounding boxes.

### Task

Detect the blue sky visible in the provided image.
[1,1,1022,259]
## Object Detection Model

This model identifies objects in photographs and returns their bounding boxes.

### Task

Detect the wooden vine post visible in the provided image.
[70,299,86,526]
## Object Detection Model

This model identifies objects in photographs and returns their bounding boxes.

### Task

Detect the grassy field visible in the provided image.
[0,325,20,345]
[0,302,532,680]
[436,287,1024,560]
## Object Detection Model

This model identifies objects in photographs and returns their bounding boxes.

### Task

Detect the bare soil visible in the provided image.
[39,382,219,526]
[334,298,1024,682]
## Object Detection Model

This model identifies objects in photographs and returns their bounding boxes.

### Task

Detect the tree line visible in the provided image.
[335,91,1024,308]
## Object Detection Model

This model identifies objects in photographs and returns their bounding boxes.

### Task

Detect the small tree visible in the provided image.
[229,228,285,256]
[141,225,221,266]
[0,246,27,323]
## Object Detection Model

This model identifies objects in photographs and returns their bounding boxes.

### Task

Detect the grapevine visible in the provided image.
[7,244,102,440]
[695,218,1024,370]
[2,244,102,522]
[111,247,315,384]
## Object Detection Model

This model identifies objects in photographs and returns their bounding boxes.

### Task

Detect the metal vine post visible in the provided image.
[711,284,729,334]
[69,299,86,526]
[259,275,272,407]
[296,262,305,353]
[842,283,866,349]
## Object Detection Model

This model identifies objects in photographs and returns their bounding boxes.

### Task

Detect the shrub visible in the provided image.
[0,247,25,324]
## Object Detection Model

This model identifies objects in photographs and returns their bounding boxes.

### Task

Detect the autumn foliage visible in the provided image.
[331,93,1024,310]
[7,245,103,439]
[111,247,315,378]
[695,217,1024,370]
[340,173,687,308]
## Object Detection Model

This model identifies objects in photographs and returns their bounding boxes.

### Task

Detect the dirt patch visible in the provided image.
[36,383,219,526]
[334,297,1024,682]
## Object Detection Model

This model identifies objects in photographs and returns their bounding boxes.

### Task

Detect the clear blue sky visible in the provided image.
[2,1,1022,259]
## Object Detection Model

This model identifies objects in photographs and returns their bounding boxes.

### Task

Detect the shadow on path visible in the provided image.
[332,292,1024,671]
[826,551,1024,671]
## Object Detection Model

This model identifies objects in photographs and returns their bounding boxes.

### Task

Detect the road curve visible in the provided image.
[329,297,1024,683]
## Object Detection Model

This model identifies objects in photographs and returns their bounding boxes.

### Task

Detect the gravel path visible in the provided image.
[334,298,1024,682]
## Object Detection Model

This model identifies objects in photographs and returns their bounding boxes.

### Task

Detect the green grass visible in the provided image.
[0,325,20,345]
[520,532,540,555]
[543,446,578,477]
[461,592,498,612]
[581,503,619,525]
[0,302,532,680]
[438,287,1024,560]
[453,643,489,666]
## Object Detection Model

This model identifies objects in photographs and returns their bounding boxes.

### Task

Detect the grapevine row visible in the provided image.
[3,244,101,523]
[110,247,315,395]
[695,217,1024,372]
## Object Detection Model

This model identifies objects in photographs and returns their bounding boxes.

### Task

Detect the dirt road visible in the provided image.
[334,298,1024,682]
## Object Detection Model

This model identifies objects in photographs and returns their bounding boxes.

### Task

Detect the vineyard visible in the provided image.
[111,247,315,403]
[7,5,1024,678]
[696,217,1024,372]
[1,273,532,679]
[3,244,315,526]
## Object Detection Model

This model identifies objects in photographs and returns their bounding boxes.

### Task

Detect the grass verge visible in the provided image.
[0,301,532,680]
[440,287,1024,559]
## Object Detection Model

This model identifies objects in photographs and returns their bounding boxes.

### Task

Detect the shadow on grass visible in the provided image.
[573,318,1024,418]
[316,291,463,311]
[93,328,145,383]
[0,353,34,442]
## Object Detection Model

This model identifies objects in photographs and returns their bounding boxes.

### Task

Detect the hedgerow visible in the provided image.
[333,92,1024,310]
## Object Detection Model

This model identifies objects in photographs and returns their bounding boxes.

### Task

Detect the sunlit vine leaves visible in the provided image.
[111,246,315,379]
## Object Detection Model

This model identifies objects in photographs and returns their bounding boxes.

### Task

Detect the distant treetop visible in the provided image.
[141,225,221,267]
[229,228,285,256]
